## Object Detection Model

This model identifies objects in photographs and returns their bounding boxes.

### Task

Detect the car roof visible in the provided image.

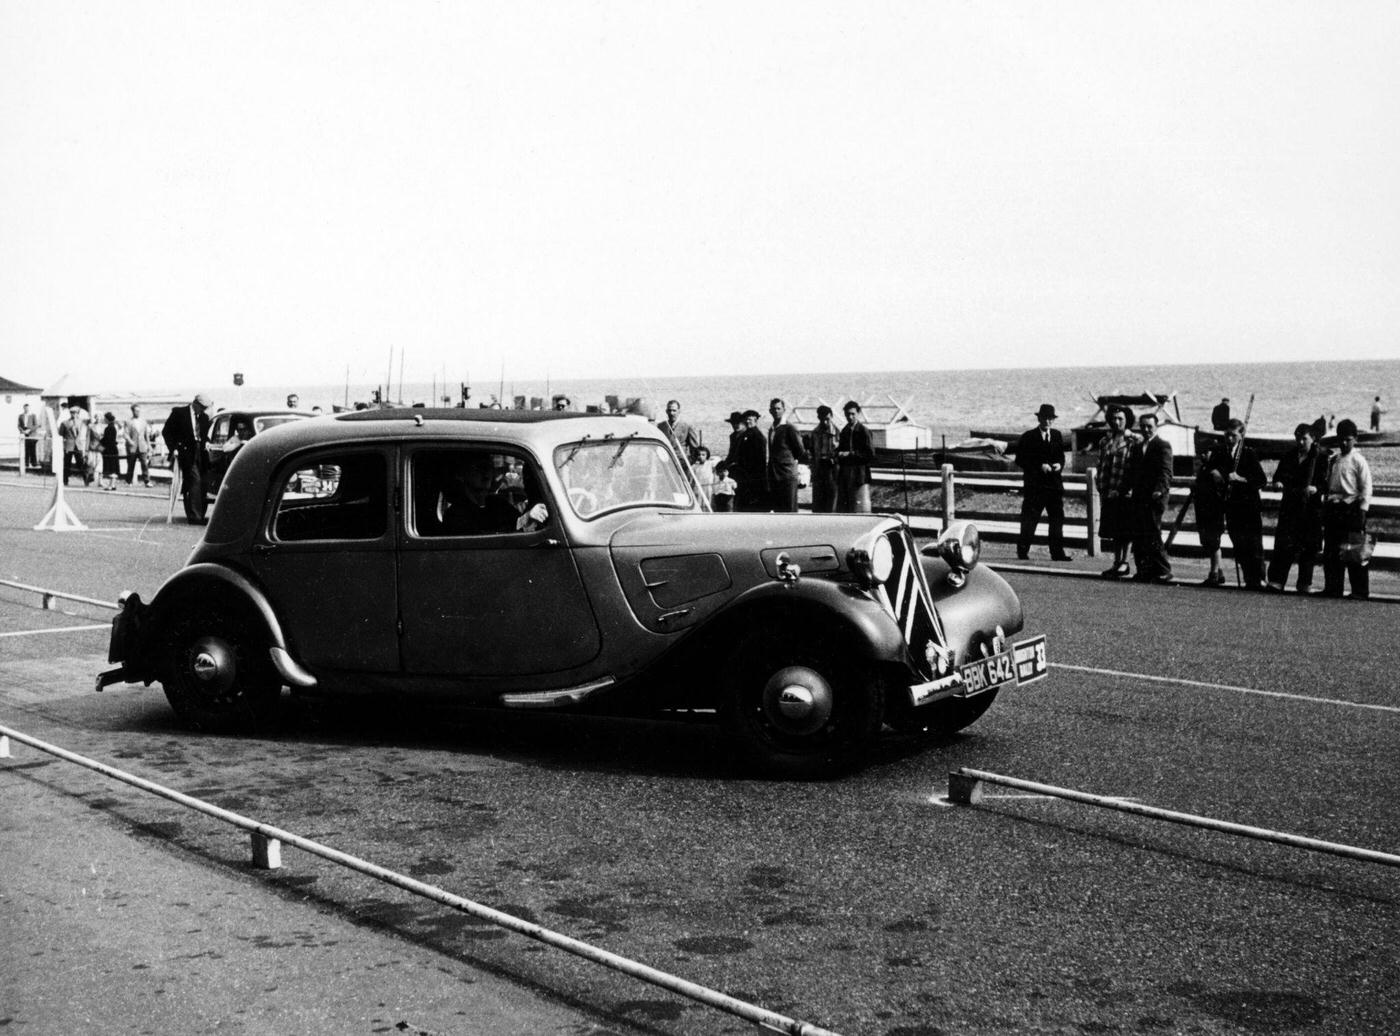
[202,407,672,543]
[227,407,665,462]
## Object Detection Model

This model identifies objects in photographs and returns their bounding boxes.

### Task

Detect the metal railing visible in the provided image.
[0,722,844,1036]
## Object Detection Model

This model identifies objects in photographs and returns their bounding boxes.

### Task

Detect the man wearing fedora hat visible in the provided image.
[162,392,213,524]
[1015,403,1073,561]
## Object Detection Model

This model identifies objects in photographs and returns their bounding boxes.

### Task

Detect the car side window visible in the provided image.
[271,451,387,542]
[411,448,550,538]
[208,414,230,447]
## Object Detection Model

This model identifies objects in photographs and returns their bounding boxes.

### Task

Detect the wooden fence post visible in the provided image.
[1085,467,1099,557]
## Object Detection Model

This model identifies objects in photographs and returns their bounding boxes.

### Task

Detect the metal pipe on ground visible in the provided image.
[948,767,1400,868]
[0,722,845,1036]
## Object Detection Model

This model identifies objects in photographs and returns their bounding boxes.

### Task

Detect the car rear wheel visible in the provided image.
[722,640,884,778]
[161,604,282,732]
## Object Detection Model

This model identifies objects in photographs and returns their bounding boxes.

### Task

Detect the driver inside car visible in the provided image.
[438,453,548,535]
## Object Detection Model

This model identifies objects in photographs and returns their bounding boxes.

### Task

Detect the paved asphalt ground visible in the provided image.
[2,478,1398,1035]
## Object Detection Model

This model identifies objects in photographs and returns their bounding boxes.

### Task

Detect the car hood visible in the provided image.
[607,510,898,552]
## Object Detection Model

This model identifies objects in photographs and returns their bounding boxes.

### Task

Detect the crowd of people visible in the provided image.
[656,397,876,514]
[25,400,162,491]
[1048,403,1377,600]
[15,389,1386,597]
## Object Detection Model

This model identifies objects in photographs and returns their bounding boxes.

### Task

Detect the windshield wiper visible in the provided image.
[558,435,592,469]
[609,433,637,468]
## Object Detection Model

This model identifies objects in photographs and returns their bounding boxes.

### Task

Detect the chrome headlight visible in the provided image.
[935,521,981,587]
[847,534,895,588]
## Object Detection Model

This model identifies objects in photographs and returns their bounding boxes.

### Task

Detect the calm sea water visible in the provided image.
[233,357,1398,460]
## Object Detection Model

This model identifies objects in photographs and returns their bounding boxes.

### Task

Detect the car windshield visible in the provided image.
[254,414,305,433]
[554,437,694,518]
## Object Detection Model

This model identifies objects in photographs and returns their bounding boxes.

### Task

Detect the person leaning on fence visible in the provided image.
[1096,405,1139,578]
[1129,413,1174,583]
[1015,403,1073,561]
[836,400,874,513]
[1266,422,1327,593]
[1201,418,1267,589]
[1321,418,1373,600]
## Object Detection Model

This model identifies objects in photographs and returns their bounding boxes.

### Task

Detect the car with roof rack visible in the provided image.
[98,407,1048,776]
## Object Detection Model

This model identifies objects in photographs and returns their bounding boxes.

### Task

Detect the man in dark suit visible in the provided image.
[1015,403,1072,560]
[1129,413,1174,583]
[163,393,213,524]
[766,398,809,513]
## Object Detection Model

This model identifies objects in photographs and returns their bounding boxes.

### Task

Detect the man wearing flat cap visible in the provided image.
[1015,403,1072,561]
[163,393,213,524]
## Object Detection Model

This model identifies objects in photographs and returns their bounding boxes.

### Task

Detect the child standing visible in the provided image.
[711,462,737,512]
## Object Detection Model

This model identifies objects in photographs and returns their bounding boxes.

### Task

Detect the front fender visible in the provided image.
[923,557,1025,652]
[689,577,909,668]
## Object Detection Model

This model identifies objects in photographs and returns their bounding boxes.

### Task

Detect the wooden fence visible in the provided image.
[870,466,1400,569]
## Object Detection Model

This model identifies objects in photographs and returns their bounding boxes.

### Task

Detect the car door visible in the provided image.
[397,444,601,677]
[205,413,233,497]
[246,445,401,673]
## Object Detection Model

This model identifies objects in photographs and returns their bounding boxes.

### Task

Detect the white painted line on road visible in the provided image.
[0,625,109,638]
[1052,662,1400,715]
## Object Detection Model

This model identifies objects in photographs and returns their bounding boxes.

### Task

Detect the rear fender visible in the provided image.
[124,564,291,680]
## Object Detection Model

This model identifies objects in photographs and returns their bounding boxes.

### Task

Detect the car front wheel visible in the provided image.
[161,604,282,732]
[722,640,884,778]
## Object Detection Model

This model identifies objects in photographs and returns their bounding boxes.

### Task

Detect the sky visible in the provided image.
[2,1,1398,393]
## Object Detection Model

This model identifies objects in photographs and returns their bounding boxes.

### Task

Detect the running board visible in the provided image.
[499,677,615,709]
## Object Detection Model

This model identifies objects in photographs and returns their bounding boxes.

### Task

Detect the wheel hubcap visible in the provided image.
[187,636,237,695]
[761,666,834,736]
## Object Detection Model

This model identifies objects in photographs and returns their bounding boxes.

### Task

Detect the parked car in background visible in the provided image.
[99,409,1048,776]
[205,409,312,500]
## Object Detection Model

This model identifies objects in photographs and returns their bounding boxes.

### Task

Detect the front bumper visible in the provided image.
[908,632,1049,708]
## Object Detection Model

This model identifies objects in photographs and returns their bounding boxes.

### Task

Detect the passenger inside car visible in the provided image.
[419,450,549,536]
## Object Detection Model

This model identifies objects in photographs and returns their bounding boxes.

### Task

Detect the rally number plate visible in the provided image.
[1012,634,1049,685]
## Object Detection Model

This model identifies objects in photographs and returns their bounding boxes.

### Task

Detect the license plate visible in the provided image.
[1012,634,1049,685]
[957,648,1019,697]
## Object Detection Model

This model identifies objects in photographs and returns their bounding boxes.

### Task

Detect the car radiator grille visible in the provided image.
[875,530,949,680]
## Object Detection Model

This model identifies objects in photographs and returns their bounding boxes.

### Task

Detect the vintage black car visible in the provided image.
[204,409,313,499]
[99,409,1047,776]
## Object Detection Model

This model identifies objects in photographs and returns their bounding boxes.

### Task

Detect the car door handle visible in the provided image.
[657,608,692,624]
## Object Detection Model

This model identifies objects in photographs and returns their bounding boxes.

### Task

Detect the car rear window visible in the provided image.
[270,451,387,541]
